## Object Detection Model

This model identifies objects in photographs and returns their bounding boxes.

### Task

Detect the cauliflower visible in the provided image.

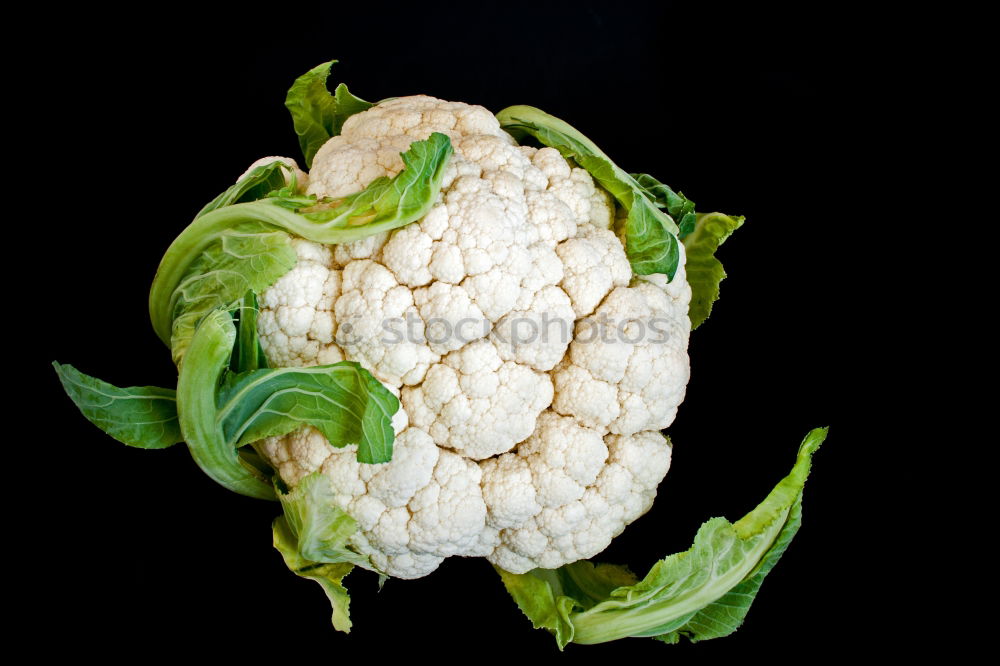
[57,62,828,649]
[254,95,691,578]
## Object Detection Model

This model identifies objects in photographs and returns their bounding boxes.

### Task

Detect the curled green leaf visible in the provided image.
[177,309,399,499]
[150,132,453,349]
[217,361,399,465]
[168,224,296,364]
[631,172,697,238]
[496,428,827,648]
[175,309,273,498]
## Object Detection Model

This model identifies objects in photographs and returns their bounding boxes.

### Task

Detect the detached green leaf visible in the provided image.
[273,515,355,633]
[496,105,680,278]
[285,60,373,168]
[683,212,745,329]
[150,133,453,348]
[53,362,181,449]
[496,428,827,648]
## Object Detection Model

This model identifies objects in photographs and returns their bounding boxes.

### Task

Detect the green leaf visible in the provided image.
[273,515,355,633]
[216,361,399,465]
[277,472,371,567]
[176,309,275,499]
[270,454,381,635]
[496,428,828,648]
[496,567,578,647]
[230,291,268,374]
[149,132,453,348]
[176,309,399,498]
[631,173,697,239]
[169,224,296,364]
[293,131,453,231]
[197,160,302,218]
[53,362,181,449]
[495,105,680,279]
[169,160,307,364]
[654,497,805,643]
[544,562,640,610]
[683,212,745,329]
[285,60,373,168]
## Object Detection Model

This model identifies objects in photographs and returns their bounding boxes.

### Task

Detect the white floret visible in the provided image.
[258,427,332,487]
[308,135,414,199]
[552,275,691,435]
[334,259,438,386]
[407,450,487,556]
[491,285,575,372]
[480,454,540,529]
[332,232,390,267]
[401,340,553,459]
[486,425,671,571]
[413,281,488,355]
[518,412,608,507]
[556,225,632,318]
[258,239,343,367]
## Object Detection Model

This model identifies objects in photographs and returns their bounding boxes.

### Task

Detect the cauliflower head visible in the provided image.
[54,64,825,649]
[254,96,692,578]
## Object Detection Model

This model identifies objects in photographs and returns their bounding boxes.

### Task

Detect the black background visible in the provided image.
[28,3,877,658]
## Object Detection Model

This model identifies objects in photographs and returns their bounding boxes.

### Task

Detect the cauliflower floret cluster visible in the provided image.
[256,96,691,579]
